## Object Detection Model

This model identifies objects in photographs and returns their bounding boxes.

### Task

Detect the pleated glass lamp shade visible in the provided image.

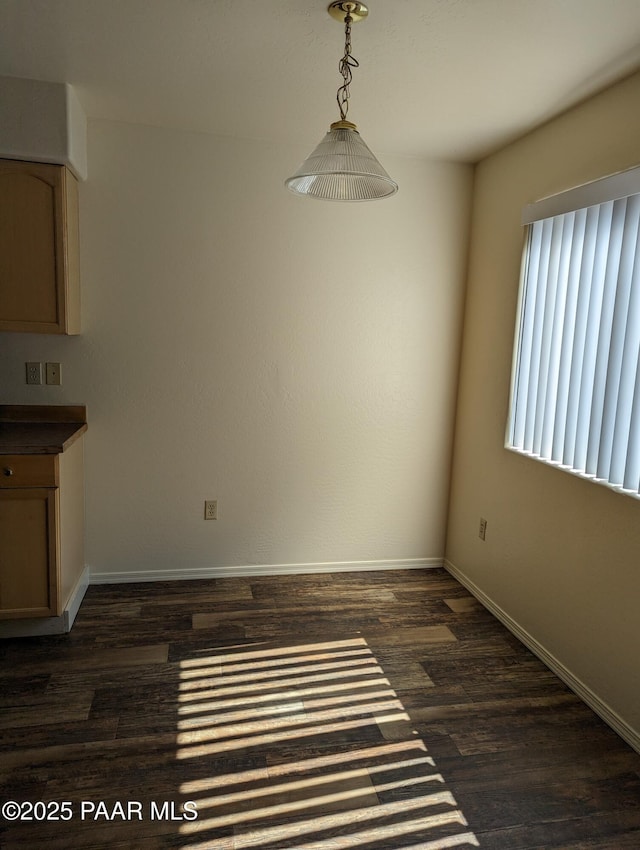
[285,120,398,201]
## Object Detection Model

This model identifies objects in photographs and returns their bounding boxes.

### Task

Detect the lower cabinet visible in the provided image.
[0,442,84,620]
[0,486,58,617]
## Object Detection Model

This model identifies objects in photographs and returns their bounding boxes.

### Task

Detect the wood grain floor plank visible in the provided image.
[1,568,639,850]
[365,624,457,646]
[443,596,481,613]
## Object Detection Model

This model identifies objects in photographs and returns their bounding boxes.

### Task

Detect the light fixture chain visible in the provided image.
[337,13,359,121]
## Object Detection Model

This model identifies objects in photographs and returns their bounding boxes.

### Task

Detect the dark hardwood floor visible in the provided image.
[1,568,639,849]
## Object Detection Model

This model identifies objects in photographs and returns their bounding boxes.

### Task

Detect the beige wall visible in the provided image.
[0,118,473,579]
[446,70,640,744]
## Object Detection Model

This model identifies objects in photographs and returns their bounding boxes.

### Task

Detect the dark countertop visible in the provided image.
[0,405,87,454]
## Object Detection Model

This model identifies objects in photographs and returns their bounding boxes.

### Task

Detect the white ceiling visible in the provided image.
[1,0,640,162]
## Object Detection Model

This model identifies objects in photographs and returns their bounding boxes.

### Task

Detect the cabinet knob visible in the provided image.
[3,467,14,477]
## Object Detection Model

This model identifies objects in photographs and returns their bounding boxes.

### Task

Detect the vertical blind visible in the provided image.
[507,166,640,498]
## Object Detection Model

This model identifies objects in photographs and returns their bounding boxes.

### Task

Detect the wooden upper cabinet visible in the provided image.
[0,159,80,334]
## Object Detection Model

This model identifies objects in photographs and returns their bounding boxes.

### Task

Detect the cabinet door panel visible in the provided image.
[0,489,58,618]
[0,171,58,323]
[0,159,79,335]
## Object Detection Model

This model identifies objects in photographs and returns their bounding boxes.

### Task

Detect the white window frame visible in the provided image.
[506,165,640,500]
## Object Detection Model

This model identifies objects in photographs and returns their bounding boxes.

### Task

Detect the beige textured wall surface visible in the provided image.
[0,118,473,578]
[446,71,640,739]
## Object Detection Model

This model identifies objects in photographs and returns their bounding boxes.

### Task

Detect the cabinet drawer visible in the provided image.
[0,455,58,488]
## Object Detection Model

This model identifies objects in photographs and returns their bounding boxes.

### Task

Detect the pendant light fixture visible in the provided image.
[285,1,398,201]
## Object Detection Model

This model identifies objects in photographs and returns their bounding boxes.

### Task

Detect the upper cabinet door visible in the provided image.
[0,160,80,334]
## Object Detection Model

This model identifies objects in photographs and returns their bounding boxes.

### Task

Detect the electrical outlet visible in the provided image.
[45,362,62,385]
[26,362,43,385]
[479,517,488,541]
[204,500,218,520]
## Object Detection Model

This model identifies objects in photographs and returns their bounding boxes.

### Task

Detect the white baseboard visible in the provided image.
[444,559,640,755]
[89,557,443,585]
[64,565,91,629]
[0,565,90,638]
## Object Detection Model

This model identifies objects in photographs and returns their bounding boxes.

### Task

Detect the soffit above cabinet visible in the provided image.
[0,77,87,181]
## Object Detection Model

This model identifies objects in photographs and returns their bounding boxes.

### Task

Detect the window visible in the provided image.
[507,166,640,499]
